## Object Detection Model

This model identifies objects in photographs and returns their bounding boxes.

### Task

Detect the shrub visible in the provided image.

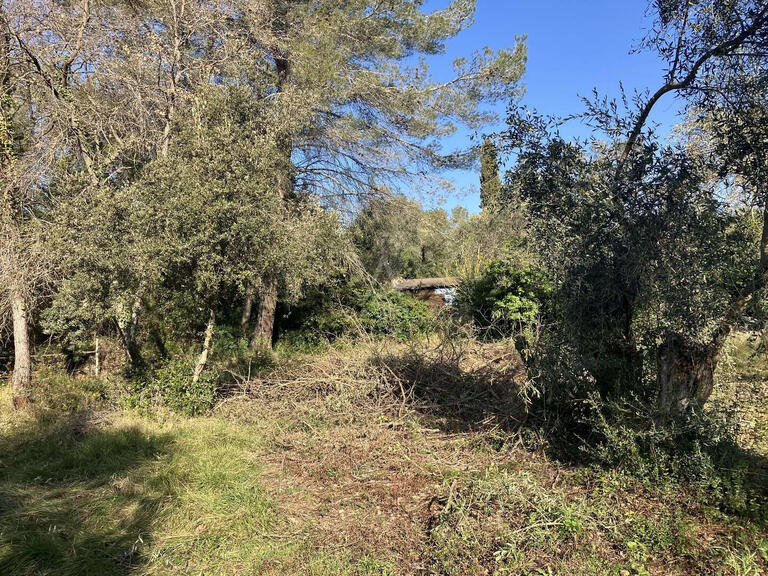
[460,254,551,345]
[154,357,218,416]
[357,290,433,341]
[34,369,112,412]
[127,355,218,416]
[283,304,359,349]
[580,395,766,519]
[281,286,434,346]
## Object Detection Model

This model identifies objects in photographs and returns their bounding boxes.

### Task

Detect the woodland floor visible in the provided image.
[0,336,766,575]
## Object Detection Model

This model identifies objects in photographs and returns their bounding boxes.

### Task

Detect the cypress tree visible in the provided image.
[480,138,502,212]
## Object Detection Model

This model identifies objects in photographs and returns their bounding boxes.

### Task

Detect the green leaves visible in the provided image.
[462,251,551,343]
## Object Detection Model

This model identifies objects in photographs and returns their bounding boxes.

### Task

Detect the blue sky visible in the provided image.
[422,0,683,212]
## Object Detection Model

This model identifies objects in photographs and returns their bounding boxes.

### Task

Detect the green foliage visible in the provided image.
[353,194,526,282]
[284,286,435,346]
[127,356,217,416]
[353,195,455,281]
[480,137,502,212]
[153,357,217,416]
[461,249,551,344]
[282,306,357,351]
[357,290,434,342]
[581,395,767,519]
[34,370,112,413]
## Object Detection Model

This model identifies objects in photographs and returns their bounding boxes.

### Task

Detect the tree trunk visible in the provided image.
[657,333,719,414]
[10,286,32,409]
[118,288,145,366]
[94,336,100,377]
[240,286,254,334]
[658,204,768,414]
[250,277,277,349]
[249,47,293,350]
[192,309,215,384]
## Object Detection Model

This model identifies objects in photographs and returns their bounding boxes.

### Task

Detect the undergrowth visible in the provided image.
[0,334,766,575]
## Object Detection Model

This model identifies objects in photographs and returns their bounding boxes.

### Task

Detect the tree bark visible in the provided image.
[158,0,185,159]
[10,285,32,409]
[250,277,277,349]
[240,286,254,334]
[2,7,30,408]
[658,201,768,414]
[94,336,100,377]
[250,43,293,349]
[118,287,146,366]
[192,308,215,384]
[657,333,719,414]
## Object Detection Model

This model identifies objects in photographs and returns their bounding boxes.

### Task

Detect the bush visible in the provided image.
[281,286,434,346]
[580,395,766,519]
[34,369,112,412]
[357,290,433,341]
[155,357,218,416]
[207,324,275,375]
[460,254,551,345]
[282,304,359,349]
[127,355,218,416]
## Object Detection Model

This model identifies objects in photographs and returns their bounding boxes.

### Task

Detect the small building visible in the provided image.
[391,277,460,308]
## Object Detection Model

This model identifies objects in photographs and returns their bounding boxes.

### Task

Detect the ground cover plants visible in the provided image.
[1,333,765,575]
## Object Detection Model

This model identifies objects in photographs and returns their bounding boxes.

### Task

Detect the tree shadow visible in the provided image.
[370,342,530,433]
[0,410,175,575]
[370,343,768,520]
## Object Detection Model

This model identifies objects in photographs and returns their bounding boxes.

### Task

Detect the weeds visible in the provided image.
[1,335,766,575]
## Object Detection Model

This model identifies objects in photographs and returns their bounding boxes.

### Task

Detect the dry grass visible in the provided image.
[1,337,766,575]
[217,339,768,575]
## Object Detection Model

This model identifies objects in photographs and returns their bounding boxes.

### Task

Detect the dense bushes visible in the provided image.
[146,357,217,416]
[357,290,434,340]
[109,285,436,413]
[283,286,435,347]
[581,396,766,519]
[460,250,551,346]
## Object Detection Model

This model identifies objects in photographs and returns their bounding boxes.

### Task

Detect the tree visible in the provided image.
[629,0,768,412]
[499,0,768,414]
[0,4,32,407]
[501,108,759,413]
[1,0,102,407]
[353,195,453,281]
[236,0,527,346]
[353,194,522,283]
[46,84,348,378]
[480,137,502,212]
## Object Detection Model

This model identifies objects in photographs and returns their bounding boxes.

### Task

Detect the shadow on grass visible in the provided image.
[371,345,768,520]
[371,345,530,434]
[0,411,174,576]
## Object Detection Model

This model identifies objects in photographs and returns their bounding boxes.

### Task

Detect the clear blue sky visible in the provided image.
[422,0,683,212]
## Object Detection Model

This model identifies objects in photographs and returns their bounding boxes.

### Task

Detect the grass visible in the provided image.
[0,411,287,575]
[0,337,766,575]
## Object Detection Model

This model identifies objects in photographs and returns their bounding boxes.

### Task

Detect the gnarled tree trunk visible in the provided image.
[250,277,277,349]
[658,202,768,415]
[657,333,720,414]
[240,285,254,334]
[117,287,146,366]
[125,290,144,361]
